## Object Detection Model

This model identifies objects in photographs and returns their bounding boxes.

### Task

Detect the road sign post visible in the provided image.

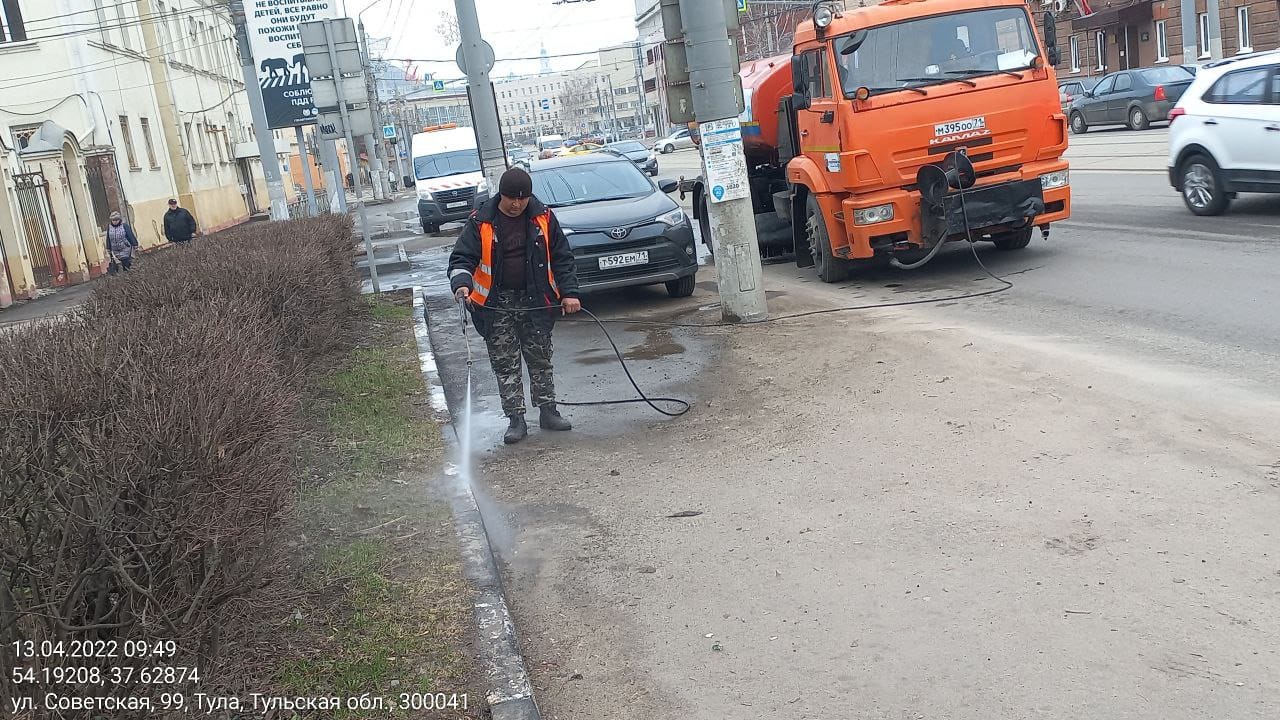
[301,18,380,293]
[230,1,289,221]
[454,0,507,191]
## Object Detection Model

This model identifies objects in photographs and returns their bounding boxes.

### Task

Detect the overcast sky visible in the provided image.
[346,0,640,81]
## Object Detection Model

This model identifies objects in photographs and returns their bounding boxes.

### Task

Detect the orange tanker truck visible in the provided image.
[685,0,1071,282]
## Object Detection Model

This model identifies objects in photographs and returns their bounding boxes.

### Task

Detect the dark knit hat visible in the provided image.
[498,166,533,199]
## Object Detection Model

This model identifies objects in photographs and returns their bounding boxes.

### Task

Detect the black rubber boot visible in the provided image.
[538,404,572,431]
[504,414,528,444]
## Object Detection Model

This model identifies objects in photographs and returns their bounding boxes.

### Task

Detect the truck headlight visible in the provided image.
[853,204,894,225]
[657,207,687,227]
[1040,171,1069,189]
[476,178,490,194]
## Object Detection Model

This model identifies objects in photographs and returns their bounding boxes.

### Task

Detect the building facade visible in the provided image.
[1041,0,1279,81]
[0,0,294,306]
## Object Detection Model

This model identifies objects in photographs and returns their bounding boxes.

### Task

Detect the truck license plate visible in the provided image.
[445,201,468,209]
[934,116,987,136]
[598,251,648,270]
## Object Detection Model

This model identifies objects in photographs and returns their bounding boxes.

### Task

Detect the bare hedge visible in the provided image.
[0,216,358,714]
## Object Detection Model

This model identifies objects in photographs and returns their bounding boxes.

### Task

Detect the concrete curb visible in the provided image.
[410,288,542,720]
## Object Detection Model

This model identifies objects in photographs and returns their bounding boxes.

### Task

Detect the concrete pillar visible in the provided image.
[1206,0,1224,59]
[1181,0,1198,62]
[0,171,37,301]
[38,157,90,285]
[62,148,108,277]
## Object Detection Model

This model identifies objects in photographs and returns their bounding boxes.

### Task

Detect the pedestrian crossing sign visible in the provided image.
[433,80,445,92]
[737,0,747,10]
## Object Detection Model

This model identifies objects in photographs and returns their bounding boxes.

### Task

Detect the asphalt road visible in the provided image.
[654,143,1280,393]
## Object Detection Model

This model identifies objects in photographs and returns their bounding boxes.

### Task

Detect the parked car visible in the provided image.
[656,127,695,154]
[1167,50,1280,216]
[1069,65,1197,133]
[1058,76,1099,114]
[605,140,659,176]
[527,153,697,297]
[507,147,532,167]
[561,142,606,156]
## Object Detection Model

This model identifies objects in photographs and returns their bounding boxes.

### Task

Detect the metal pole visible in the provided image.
[295,126,318,216]
[676,0,767,323]
[633,43,647,136]
[454,0,506,191]
[324,20,380,293]
[317,138,347,212]
[230,1,289,221]
[357,20,389,200]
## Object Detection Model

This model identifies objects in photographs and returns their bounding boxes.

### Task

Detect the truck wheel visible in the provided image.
[991,227,1033,251]
[805,195,850,283]
[1180,154,1230,216]
[1128,107,1149,131]
[1070,112,1088,135]
[665,275,696,298]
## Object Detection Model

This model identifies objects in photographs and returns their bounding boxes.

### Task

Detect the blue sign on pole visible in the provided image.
[540,98,550,110]
[737,0,747,10]
[433,79,445,92]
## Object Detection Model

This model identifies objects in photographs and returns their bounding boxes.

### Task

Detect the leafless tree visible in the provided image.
[558,76,598,135]
[437,11,460,46]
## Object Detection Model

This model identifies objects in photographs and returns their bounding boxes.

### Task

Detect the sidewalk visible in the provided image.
[419,255,1280,719]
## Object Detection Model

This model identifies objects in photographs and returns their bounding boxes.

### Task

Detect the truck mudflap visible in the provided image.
[936,179,1045,238]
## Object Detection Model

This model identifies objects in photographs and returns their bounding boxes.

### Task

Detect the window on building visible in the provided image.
[1155,20,1168,61]
[1069,35,1080,72]
[1237,7,1252,53]
[189,18,202,68]
[1198,13,1211,58]
[183,121,193,159]
[93,0,116,46]
[140,117,160,169]
[113,1,135,50]
[10,123,39,149]
[0,0,29,43]
[1095,31,1106,70]
[1205,66,1269,103]
[119,116,140,169]
[155,2,172,49]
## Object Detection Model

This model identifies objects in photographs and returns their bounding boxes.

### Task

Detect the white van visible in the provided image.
[536,134,566,157]
[411,125,490,233]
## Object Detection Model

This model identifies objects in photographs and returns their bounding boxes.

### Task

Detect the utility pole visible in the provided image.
[295,126,318,215]
[667,0,767,322]
[230,1,289,221]
[356,20,388,201]
[316,137,347,213]
[454,0,506,191]
[633,43,647,135]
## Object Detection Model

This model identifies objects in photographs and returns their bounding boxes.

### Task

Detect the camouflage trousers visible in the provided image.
[483,290,556,417]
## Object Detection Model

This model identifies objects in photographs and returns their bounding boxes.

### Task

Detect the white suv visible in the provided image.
[1167,50,1280,216]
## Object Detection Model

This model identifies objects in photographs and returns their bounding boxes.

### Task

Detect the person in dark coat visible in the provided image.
[105,211,139,272]
[162,198,198,244]
[448,166,582,444]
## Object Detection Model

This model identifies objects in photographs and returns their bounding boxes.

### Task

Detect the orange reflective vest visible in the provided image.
[470,212,560,306]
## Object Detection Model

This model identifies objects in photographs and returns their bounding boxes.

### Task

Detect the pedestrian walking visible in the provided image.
[388,169,398,192]
[162,198,198,244]
[448,166,582,444]
[105,211,139,272]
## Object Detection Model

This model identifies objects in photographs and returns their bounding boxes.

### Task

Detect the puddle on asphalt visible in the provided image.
[575,326,687,365]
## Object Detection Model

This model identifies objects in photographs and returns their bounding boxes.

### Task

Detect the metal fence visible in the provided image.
[286,188,332,219]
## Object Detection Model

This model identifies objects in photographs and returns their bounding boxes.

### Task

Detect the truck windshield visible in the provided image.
[834,7,1040,97]
[414,150,481,180]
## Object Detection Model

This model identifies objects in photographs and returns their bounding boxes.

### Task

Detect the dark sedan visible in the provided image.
[1068,65,1196,133]
[1058,76,1098,114]
[605,140,658,176]
[529,154,697,298]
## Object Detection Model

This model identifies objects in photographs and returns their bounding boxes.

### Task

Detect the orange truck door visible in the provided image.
[794,47,843,184]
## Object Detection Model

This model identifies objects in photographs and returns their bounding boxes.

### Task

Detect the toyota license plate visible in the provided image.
[598,251,648,270]
[445,201,468,209]
[934,116,986,136]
